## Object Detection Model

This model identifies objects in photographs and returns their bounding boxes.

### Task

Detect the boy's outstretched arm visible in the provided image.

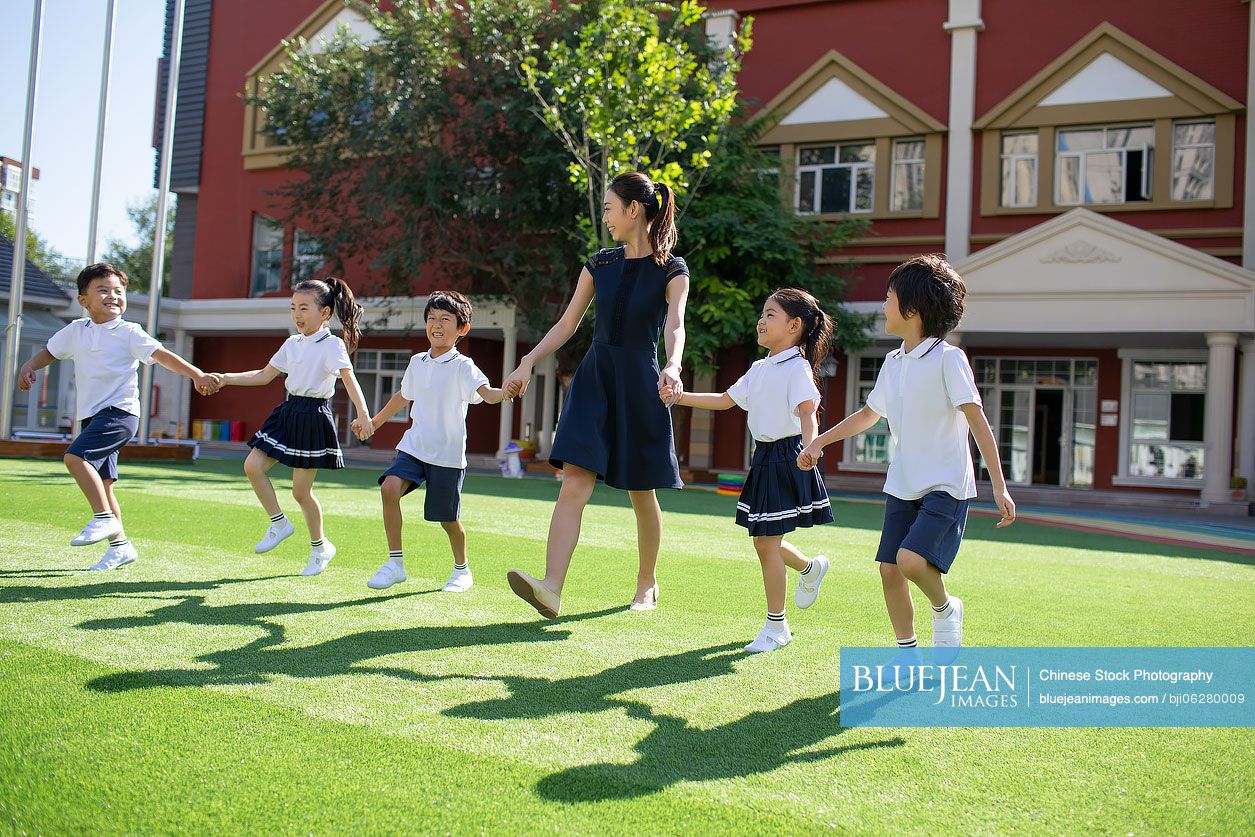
[797,405,882,470]
[369,389,409,431]
[477,384,507,405]
[18,348,55,390]
[660,387,736,411]
[152,347,215,393]
[960,402,1016,527]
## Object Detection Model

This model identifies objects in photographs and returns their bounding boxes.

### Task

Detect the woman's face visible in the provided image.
[602,189,641,242]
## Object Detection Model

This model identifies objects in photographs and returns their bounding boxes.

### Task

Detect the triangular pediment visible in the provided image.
[756,50,945,144]
[248,0,380,77]
[975,23,1242,130]
[953,210,1255,334]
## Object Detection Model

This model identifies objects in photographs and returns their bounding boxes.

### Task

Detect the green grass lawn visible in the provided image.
[0,456,1251,834]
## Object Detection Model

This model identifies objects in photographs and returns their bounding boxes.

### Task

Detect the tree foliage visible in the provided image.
[101,194,175,294]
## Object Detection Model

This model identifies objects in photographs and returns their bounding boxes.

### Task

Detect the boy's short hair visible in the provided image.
[887,254,966,338]
[424,290,473,329]
[76,263,129,295]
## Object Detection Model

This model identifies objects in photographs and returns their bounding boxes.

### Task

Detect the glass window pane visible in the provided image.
[1174,122,1215,146]
[1072,388,1096,487]
[1132,392,1170,440]
[356,351,376,371]
[1105,126,1154,149]
[1057,155,1081,203]
[1130,443,1203,479]
[1058,129,1103,151]
[797,170,816,213]
[1172,147,1214,201]
[1170,392,1205,442]
[999,390,1031,483]
[892,161,924,211]
[292,230,325,282]
[854,167,874,212]
[251,214,284,295]
[799,146,834,166]
[820,167,851,213]
[839,143,874,163]
[1002,133,1037,155]
[1085,151,1123,203]
[1013,158,1036,205]
[893,140,924,161]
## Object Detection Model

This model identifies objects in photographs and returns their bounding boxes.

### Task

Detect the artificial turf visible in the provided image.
[0,456,1251,834]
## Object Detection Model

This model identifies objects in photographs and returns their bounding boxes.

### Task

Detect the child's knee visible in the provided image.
[896,549,929,577]
[752,536,780,559]
[291,484,315,504]
[879,561,905,583]
[63,453,83,469]
[243,455,264,479]
[440,519,464,534]
[380,477,405,502]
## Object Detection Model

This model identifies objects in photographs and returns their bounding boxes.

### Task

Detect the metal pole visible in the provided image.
[138,0,185,444]
[0,0,44,440]
[86,0,117,265]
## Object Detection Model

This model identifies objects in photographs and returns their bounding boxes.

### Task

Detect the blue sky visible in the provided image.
[1,0,165,262]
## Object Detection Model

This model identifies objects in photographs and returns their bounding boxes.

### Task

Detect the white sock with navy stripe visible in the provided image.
[766,610,787,631]
[932,599,954,619]
[897,635,919,648]
[311,538,325,549]
[269,512,287,525]
[453,562,467,571]
[799,560,813,576]
[108,535,129,549]
[93,510,115,520]
[388,549,404,569]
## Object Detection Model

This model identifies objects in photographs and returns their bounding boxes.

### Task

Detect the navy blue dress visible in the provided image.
[549,247,688,490]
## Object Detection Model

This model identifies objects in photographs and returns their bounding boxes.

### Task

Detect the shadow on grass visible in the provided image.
[0,574,288,605]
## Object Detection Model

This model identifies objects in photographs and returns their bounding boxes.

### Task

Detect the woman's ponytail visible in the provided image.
[608,172,678,265]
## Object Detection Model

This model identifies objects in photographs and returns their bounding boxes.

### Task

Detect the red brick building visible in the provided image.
[147,0,1255,510]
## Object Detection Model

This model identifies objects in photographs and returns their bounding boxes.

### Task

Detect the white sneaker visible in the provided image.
[71,516,123,547]
[794,555,830,609]
[442,566,473,592]
[744,623,792,653]
[88,541,137,571]
[301,540,336,576]
[932,596,964,647]
[254,518,295,554]
[367,559,407,590]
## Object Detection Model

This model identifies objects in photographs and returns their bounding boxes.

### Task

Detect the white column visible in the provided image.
[943,0,982,261]
[1245,0,1255,268]
[1201,332,1238,504]
[1239,337,1255,499]
[498,325,517,454]
[540,354,557,457]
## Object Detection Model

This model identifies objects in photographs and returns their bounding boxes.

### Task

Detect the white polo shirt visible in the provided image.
[726,346,822,442]
[865,338,982,501]
[269,328,352,398]
[46,316,163,421]
[397,348,490,469]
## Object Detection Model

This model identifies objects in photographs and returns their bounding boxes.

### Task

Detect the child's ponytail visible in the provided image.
[769,287,833,387]
[293,276,363,352]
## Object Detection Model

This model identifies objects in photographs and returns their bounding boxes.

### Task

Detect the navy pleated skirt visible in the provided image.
[248,395,344,470]
[735,435,833,537]
[549,341,683,491]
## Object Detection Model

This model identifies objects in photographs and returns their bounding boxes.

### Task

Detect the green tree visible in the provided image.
[101,194,175,294]
[0,210,72,285]
[677,111,874,372]
[514,0,750,248]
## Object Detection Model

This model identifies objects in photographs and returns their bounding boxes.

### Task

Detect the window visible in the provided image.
[292,229,326,282]
[1000,132,1038,207]
[797,142,874,214]
[1056,125,1153,205]
[890,138,925,211]
[1128,361,1205,480]
[849,355,892,465]
[354,350,412,423]
[250,214,284,295]
[756,145,781,192]
[1171,121,1215,201]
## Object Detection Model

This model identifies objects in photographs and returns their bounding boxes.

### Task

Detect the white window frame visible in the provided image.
[353,350,412,424]
[890,137,926,212]
[1055,124,1154,206]
[1114,349,1208,488]
[795,142,875,215]
[840,350,892,473]
[1170,120,1216,202]
[250,213,284,296]
[999,131,1038,207]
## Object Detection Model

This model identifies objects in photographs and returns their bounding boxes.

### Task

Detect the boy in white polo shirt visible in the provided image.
[362,290,506,592]
[798,254,1015,651]
[18,263,217,570]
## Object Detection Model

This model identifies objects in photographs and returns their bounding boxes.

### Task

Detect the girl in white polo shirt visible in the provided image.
[360,291,506,594]
[211,277,373,577]
[662,288,834,653]
[798,255,1016,655]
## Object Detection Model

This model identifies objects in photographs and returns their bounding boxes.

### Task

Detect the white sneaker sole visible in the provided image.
[71,523,123,547]
[89,554,135,571]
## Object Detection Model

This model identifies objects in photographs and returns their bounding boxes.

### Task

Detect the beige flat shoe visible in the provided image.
[507,569,561,619]
[629,583,659,612]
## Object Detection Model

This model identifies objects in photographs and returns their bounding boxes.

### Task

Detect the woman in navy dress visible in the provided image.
[503,172,689,619]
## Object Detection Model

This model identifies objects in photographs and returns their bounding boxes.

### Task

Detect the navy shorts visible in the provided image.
[66,406,139,482]
[378,451,465,522]
[875,491,970,573]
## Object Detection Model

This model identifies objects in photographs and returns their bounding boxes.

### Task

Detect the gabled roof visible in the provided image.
[974,23,1243,130]
[754,50,945,144]
[0,234,70,305]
